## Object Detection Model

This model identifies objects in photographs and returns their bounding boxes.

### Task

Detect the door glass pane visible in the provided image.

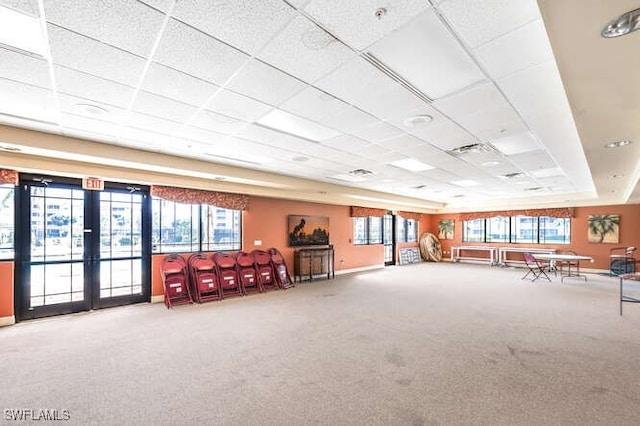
[100,259,142,298]
[30,262,82,307]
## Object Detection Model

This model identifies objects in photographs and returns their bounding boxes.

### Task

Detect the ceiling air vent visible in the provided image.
[502,172,524,179]
[524,186,543,192]
[448,143,494,156]
[348,169,374,177]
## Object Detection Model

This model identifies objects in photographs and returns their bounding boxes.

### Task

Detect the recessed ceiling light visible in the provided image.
[374,7,387,20]
[75,103,108,116]
[481,160,500,167]
[604,140,631,149]
[609,172,623,179]
[257,109,341,142]
[0,5,47,58]
[602,8,640,38]
[389,158,434,172]
[402,114,433,127]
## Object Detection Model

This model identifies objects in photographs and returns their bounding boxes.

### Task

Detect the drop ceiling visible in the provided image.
[0,0,638,213]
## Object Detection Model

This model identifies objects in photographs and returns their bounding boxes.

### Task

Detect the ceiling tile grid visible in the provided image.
[0,47,51,88]
[0,0,38,16]
[141,63,220,107]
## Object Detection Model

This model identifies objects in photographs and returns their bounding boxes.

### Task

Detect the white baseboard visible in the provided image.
[335,264,385,276]
[0,315,15,327]
[151,295,164,304]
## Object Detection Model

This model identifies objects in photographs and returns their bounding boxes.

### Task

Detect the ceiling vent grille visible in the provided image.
[348,168,374,177]
[362,52,433,104]
[448,143,495,156]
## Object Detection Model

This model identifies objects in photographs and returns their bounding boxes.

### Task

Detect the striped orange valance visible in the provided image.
[459,207,575,221]
[350,206,387,218]
[0,169,18,185]
[151,185,249,210]
[397,211,423,221]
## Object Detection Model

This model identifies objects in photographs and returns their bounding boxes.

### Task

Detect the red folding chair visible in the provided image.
[161,255,192,308]
[235,251,262,294]
[268,247,294,289]
[212,252,243,298]
[522,252,551,282]
[188,253,221,303]
[252,249,279,291]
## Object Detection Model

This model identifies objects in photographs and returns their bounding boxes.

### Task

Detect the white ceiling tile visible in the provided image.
[226,59,306,106]
[57,93,126,123]
[124,111,182,136]
[172,0,296,56]
[0,0,38,16]
[205,89,272,122]
[61,127,117,144]
[190,110,246,135]
[437,0,541,48]
[132,91,198,122]
[54,66,135,108]
[43,0,165,56]
[474,19,554,80]
[507,149,557,171]
[0,78,57,122]
[258,15,354,83]
[455,105,523,139]
[303,0,430,51]
[321,135,371,152]
[353,121,402,143]
[0,47,50,88]
[491,131,540,155]
[142,62,220,107]
[315,56,398,111]
[120,127,180,150]
[257,109,341,142]
[408,119,478,151]
[153,19,249,85]
[179,125,228,146]
[376,134,424,151]
[48,25,146,86]
[432,82,508,119]
[317,105,379,134]
[60,112,120,137]
[385,104,446,131]
[368,9,485,99]
[362,86,430,120]
[138,0,174,13]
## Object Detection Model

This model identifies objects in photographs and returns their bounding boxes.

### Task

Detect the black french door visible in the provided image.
[15,176,151,320]
[383,214,395,266]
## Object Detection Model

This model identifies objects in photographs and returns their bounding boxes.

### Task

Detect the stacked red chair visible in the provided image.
[188,253,221,303]
[212,252,243,298]
[268,247,294,289]
[161,255,192,308]
[235,251,262,294]
[252,249,279,291]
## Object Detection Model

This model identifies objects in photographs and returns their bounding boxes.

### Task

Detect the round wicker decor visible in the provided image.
[419,232,443,262]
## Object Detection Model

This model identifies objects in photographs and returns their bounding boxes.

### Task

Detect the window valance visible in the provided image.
[350,206,387,218]
[151,185,249,210]
[0,169,18,185]
[459,207,574,221]
[397,211,423,221]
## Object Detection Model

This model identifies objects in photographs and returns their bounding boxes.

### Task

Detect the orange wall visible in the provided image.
[430,204,640,269]
[0,261,14,318]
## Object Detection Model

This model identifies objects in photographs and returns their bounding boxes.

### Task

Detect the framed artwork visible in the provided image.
[587,214,620,243]
[288,215,330,247]
[438,219,454,240]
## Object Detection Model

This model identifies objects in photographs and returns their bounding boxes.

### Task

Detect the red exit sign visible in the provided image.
[82,177,104,191]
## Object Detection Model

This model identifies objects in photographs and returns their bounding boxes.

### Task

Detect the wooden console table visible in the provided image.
[294,246,335,283]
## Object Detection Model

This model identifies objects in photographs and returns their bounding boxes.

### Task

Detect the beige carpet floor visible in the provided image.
[1,262,639,425]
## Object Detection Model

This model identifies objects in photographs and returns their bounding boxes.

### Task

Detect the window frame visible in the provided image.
[462,216,571,244]
[0,184,15,260]
[353,216,383,245]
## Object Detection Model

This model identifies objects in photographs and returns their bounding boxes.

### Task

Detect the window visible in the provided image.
[201,205,241,251]
[462,216,570,244]
[486,216,509,242]
[463,219,485,242]
[353,216,382,245]
[395,216,418,243]
[152,199,241,253]
[0,184,15,259]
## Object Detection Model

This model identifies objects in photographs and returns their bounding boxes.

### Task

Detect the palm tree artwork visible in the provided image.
[438,219,454,240]
[587,214,620,243]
